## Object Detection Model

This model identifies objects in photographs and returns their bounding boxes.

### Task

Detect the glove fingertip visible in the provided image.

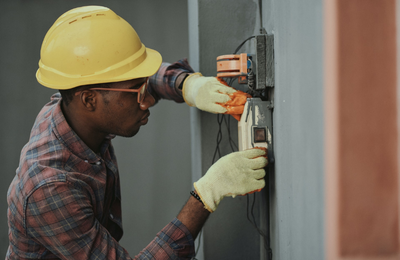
[254,146,267,153]
[253,168,266,179]
[245,179,265,195]
[257,178,266,190]
[242,147,267,158]
[213,92,232,103]
[252,157,268,170]
[224,87,237,94]
[211,104,228,114]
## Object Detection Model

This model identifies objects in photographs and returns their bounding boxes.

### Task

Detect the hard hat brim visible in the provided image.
[36,47,162,90]
[112,47,162,85]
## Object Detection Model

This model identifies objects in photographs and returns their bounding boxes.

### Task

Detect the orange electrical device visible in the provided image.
[216,53,249,83]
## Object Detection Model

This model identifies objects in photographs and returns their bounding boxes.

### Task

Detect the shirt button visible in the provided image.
[96,161,101,165]
[110,213,114,219]
[84,160,89,163]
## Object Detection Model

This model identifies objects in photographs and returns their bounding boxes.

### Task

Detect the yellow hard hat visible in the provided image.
[36,6,162,90]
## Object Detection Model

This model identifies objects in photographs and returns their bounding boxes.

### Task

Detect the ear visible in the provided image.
[78,90,97,111]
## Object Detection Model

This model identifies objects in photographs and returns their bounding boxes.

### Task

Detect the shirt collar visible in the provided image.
[50,97,112,164]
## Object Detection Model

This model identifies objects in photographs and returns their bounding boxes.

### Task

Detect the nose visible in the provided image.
[140,90,156,110]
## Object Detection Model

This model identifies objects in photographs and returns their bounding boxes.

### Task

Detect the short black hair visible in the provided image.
[60,82,111,106]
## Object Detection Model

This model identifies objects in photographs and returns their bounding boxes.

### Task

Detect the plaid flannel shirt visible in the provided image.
[148,59,193,103]
[7,60,195,259]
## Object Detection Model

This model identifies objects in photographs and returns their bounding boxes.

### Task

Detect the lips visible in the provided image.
[140,111,150,125]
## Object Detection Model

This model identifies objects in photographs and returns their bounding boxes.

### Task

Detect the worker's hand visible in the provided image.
[182,73,251,120]
[194,147,268,213]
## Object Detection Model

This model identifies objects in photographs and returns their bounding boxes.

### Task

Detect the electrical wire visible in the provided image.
[215,75,271,258]
[193,35,273,260]
[211,114,224,163]
[192,113,232,260]
[234,36,255,54]
[258,0,267,34]
[224,38,274,259]
[246,193,270,251]
[224,116,238,152]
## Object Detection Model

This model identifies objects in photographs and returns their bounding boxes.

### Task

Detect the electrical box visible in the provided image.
[217,34,275,157]
[238,98,272,151]
[216,34,275,260]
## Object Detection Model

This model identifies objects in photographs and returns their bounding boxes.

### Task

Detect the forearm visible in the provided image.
[148,59,194,103]
[177,192,210,240]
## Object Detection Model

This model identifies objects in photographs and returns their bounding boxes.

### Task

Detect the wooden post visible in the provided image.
[325,0,400,259]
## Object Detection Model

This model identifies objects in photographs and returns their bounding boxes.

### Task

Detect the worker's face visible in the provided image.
[97,78,156,137]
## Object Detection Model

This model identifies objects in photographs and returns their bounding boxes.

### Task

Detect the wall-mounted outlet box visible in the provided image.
[238,98,272,151]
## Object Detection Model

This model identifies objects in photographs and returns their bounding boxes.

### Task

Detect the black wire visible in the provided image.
[246,193,269,252]
[218,75,270,253]
[193,114,225,260]
[223,115,238,152]
[258,0,267,34]
[251,194,258,228]
[194,35,273,259]
[193,95,229,260]
[212,114,224,164]
[234,36,255,54]
[235,33,272,259]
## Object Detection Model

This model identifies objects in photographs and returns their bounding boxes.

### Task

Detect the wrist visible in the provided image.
[175,73,190,91]
[194,182,215,213]
[190,190,203,205]
[182,72,203,107]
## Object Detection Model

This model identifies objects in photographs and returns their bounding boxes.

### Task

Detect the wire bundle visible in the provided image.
[193,34,273,260]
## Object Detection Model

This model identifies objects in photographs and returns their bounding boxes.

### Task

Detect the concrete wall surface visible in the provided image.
[192,0,324,259]
[0,0,191,257]
[269,0,324,259]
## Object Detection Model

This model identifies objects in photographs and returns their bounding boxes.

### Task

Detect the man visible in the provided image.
[7,6,267,259]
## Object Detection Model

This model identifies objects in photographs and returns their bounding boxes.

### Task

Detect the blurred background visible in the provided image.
[0,0,191,256]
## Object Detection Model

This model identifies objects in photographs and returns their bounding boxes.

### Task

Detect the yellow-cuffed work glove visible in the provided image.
[182,73,251,120]
[194,148,268,213]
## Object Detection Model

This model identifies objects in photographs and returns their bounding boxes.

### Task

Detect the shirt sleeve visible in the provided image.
[24,180,195,260]
[148,59,195,103]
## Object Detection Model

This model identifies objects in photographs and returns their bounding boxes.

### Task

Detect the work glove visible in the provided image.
[182,73,251,120]
[194,147,268,213]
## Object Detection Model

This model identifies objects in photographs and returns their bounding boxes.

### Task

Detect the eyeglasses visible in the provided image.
[75,78,149,104]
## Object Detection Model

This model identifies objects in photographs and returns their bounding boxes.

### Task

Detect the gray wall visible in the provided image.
[0,0,191,257]
[197,1,263,259]
[269,1,324,259]
[192,0,325,259]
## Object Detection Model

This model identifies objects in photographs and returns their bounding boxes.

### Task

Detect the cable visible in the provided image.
[211,114,224,163]
[214,75,271,255]
[258,0,267,34]
[224,115,238,152]
[192,113,226,260]
[194,35,274,260]
[233,35,273,259]
[234,36,255,54]
[246,193,269,250]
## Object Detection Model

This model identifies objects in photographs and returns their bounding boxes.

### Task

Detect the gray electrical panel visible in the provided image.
[256,34,275,89]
